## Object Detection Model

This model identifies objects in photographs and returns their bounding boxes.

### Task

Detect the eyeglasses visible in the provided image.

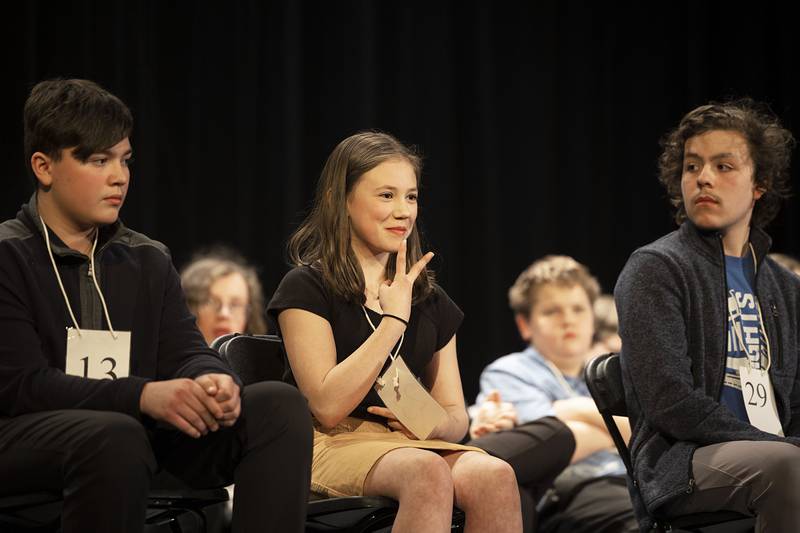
[199,297,250,317]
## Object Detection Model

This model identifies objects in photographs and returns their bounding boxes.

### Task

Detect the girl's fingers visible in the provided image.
[407,252,434,282]
[394,239,408,279]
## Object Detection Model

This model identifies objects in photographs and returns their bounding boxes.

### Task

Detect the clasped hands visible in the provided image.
[468,390,518,439]
[140,373,241,438]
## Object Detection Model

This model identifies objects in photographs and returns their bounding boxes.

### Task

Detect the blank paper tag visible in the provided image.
[375,355,449,440]
[739,366,783,436]
[65,328,131,380]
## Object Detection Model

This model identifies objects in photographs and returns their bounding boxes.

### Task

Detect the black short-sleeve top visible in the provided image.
[267,266,464,420]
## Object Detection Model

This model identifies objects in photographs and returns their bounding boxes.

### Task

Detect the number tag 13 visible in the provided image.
[739,366,784,436]
[64,328,131,380]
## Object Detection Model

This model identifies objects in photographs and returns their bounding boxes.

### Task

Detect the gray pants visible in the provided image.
[661,440,800,533]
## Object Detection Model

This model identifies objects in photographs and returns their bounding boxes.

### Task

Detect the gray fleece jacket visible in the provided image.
[614,221,800,528]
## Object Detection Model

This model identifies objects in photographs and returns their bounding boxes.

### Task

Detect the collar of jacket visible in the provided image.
[678,219,772,267]
[20,192,125,259]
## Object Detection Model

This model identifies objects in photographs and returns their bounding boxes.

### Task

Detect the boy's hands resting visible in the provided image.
[469,390,518,439]
[140,374,241,438]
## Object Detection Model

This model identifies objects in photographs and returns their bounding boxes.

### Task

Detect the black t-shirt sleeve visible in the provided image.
[429,285,464,351]
[267,266,332,334]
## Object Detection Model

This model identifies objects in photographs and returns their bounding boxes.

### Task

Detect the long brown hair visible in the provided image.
[288,131,435,304]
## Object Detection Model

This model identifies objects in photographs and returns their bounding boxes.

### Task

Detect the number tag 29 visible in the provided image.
[64,328,131,380]
[739,366,784,436]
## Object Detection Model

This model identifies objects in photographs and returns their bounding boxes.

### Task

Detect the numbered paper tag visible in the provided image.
[739,366,783,436]
[374,355,449,440]
[65,328,131,380]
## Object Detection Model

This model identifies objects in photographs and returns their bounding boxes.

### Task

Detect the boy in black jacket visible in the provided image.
[615,99,800,532]
[0,79,312,533]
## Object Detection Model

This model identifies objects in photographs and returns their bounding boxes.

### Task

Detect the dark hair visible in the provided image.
[24,79,133,178]
[287,131,435,304]
[658,98,795,227]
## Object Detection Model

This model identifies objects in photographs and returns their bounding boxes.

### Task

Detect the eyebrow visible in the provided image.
[374,185,418,192]
[94,148,133,157]
[684,152,739,161]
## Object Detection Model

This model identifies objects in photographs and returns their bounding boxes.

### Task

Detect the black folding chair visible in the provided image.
[0,486,228,533]
[216,333,465,533]
[584,353,755,533]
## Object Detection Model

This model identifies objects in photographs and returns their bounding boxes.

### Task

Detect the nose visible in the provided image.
[109,159,130,187]
[696,164,713,187]
[393,198,411,219]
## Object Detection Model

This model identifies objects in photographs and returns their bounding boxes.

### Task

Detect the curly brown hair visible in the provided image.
[658,98,795,227]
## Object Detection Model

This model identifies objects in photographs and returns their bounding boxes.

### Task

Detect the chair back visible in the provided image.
[584,353,634,478]
[217,334,286,385]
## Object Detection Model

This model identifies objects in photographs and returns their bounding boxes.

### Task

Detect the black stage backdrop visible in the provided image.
[3,1,799,401]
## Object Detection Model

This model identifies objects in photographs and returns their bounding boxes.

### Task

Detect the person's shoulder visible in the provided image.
[484,347,544,375]
[112,225,170,258]
[0,217,35,245]
[279,264,326,288]
[764,255,800,289]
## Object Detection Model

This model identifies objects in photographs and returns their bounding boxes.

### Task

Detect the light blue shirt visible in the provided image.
[477,346,625,478]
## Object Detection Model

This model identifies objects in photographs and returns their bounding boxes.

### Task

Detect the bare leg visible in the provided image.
[442,451,522,533]
[364,447,454,533]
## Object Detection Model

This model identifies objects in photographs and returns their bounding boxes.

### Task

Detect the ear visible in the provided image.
[514,313,532,342]
[753,184,766,201]
[30,151,55,188]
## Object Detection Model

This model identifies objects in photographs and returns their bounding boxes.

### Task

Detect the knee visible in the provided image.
[242,382,309,421]
[454,454,518,504]
[401,453,454,500]
[758,442,800,489]
[240,382,312,446]
[548,417,577,468]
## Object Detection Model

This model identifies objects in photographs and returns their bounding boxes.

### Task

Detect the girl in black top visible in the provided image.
[269,132,522,532]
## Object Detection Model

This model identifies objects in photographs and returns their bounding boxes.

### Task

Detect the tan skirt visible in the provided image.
[311,417,485,497]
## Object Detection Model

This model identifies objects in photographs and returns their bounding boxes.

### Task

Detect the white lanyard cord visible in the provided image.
[542,358,579,397]
[362,305,404,360]
[41,218,117,339]
[727,243,771,373]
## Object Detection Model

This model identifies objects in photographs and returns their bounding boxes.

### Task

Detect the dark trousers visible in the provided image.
[0,381,312,533]
[468,416,575,533]
[539,476,638,533]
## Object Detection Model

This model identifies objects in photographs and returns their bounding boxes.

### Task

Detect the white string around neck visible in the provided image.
[542,357,580,397]
[361,305,404,360]
[41,217,118,339]
[362,305,405,389]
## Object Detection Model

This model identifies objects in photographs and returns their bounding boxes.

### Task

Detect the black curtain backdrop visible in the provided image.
[3,1,799,401]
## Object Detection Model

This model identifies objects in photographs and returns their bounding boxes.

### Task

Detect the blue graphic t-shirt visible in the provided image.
[720,253,766,421]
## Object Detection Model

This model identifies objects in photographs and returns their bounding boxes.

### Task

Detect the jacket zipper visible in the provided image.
[716,235,727,400]
[770,302,783,370]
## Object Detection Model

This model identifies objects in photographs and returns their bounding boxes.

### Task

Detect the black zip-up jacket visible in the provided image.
[0,195,238,420]
[615,221,800,530]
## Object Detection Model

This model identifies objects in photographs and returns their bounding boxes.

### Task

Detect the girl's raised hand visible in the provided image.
[378,239,433,322]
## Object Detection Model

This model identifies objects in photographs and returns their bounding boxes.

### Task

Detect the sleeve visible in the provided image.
[0,244,149,418]
[429,285,464,351]
[615,250,782,445]
[154,258,241,384]
[479,361,557,424]
[266,266,333,334]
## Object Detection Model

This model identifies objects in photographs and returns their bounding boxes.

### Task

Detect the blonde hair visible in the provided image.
[180,256,267,335]
[592,294,619,343]
[508,255,601,317]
